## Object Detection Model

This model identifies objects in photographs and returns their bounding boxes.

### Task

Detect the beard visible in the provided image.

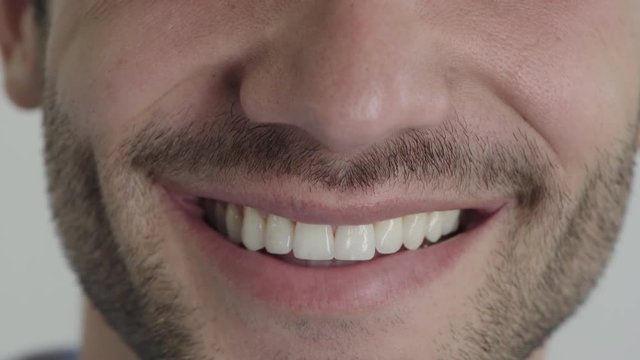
[41,73,637,359]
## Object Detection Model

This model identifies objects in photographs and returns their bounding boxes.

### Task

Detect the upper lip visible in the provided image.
[161,178,508,225]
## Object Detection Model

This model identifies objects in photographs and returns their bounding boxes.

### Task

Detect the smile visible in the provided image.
[202,200,481,266]
[163,183,507,314]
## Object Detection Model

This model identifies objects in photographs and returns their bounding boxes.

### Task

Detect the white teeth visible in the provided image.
[241,207,265,251]
[265,214,294,255]
[210,201,464,261]
[424,211,444,244]
[334,225,375,261]
[440,209,461,236]
[374,218,403,254]
[402,213,427,250]
[225,203,243,243]
[293,223,334,260]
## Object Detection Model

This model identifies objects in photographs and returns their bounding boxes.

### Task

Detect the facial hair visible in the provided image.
[41,75,637,359]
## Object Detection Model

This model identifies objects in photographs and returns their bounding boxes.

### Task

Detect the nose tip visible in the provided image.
[282,76,451,152]
[239,1,451,153]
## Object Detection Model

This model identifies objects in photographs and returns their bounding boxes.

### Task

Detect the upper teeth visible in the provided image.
[204,201,462,261]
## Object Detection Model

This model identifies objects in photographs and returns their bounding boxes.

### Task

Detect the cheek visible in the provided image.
[485,1,640,185]
[47,1,255,153]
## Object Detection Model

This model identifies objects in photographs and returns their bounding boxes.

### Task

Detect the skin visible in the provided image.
[1,1,639,359]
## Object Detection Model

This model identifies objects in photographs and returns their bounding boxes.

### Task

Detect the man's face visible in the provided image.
[6,1,640,359]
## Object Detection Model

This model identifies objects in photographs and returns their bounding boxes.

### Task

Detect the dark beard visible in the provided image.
[42,95,202,359]
[454,147,636,359]
[41,75,637,359]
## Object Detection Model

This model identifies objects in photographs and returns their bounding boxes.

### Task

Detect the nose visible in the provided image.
[239,1,452,153]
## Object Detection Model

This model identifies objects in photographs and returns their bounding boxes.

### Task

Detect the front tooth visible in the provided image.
[265,214,294,254]
[225,204,243,243]
[334,225,375,261]
[242,207,265,251]
[374,218,403,254]
[424,211,444,243]
[293,223,334,260]
[440,210,461,236]
[403,213,427,250]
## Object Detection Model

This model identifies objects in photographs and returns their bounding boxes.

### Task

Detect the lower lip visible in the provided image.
[164,190,504,315]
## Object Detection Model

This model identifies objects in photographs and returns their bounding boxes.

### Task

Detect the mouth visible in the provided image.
[163,185,506,314]
[200,200,485,267]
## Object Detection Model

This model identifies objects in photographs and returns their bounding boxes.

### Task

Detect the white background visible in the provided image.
[1,87,639,359]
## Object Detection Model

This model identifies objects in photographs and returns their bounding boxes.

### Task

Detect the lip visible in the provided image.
[159,185,508,315]
[161,179,505,225]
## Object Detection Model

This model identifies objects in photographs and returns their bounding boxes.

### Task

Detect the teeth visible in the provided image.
[293,223,334,260]
[241,207,265,251]
[402,213,427,250]
[424,211,443,244]
[374,218,403,254]
[334,225,375,261]
[265,214,294,254]
[207,201,464,262]
[440,210,461,236]
[225,203,243,243]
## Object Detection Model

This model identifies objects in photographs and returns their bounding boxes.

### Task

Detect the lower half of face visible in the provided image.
[42,1,639,359]
[44,108,637,360]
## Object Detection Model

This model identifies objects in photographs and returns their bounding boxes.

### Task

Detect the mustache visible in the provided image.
[124,106,555,208]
